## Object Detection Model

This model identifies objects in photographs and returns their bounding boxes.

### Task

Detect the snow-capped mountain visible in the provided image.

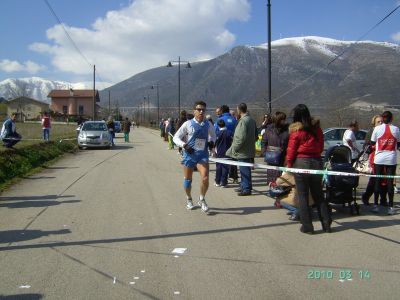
[100,36,400,117]
[0,77,89,103]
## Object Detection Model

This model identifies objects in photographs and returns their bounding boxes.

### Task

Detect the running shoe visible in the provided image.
[198,200,209,213]
[387,207,395,215]
[214,183,221,187]
[371,205,379,213]
[186,199,195,210]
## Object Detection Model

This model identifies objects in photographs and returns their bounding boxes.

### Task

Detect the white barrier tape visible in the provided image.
[209,157,400,179]
[4,138,42,141]
[3,137,76,143]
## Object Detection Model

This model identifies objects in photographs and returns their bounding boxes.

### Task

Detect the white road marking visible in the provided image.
[19,285,31,289]
[172,248,187,254]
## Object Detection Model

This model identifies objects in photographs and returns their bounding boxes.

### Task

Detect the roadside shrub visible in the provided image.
[0,140,77,184]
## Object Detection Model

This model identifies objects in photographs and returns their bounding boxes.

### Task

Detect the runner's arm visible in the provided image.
[173,122,188,148]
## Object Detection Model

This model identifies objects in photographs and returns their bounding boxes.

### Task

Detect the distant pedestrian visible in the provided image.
[159,119,165,138]
[206,115,214,126]
[342,120,360,164]
[370,111,400,215]
[214,119,233,187]
[226,103,257,196]
[106,116,116,146]
[262,111,289,185]
[166,118,176,149]
[41,111,51,141]
[1,113,21,148]
[177,111,188,155]
[214,105,237,134]
[122,117,132,142]
[361,115,383,206]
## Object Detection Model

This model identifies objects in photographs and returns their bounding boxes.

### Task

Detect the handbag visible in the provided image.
[269,185,292,198]
[264,146,283,166]
[353,152,372,174]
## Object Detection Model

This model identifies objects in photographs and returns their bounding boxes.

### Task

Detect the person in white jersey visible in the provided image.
[342,120,360,164]
[173,101,216,213]
[370,111,400,215]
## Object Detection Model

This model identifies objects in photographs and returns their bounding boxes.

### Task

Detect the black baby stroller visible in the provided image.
[324,145,360,215]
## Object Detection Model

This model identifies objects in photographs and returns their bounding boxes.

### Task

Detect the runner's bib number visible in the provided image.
[194,139,206,151]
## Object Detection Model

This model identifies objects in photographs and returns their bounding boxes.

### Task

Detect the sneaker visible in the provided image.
[198,200,209,213]
[388,207,395,215]
[186,199,195,210]
[371,205,379,213]
[214,183,221,187]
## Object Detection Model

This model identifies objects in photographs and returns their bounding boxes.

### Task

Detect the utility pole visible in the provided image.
[156,85,160,123]
[267,0,272,114]
[93,64,96,120]
[108,90,111,116]
[147,93,150,123]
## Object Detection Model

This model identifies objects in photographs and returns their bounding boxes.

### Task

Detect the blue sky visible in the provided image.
[0,0,399,86]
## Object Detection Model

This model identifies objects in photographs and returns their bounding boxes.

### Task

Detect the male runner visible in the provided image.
[173,101,216,213]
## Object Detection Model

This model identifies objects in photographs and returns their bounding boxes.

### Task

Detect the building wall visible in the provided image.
[7,99,49,120]
[51,97,94,117]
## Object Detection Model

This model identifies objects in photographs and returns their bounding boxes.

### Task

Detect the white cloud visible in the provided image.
[30,0,250,83]
[391,32,400,42]
[0,59,46,74]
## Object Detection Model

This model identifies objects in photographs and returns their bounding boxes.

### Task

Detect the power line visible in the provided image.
[270,4,400,106]
[43,0,92,67]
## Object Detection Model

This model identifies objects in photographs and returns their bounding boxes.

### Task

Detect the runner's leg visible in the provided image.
[183,166,194,199]
[197,162,209,198]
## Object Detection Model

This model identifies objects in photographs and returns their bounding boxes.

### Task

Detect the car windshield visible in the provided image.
[82,123,107,131]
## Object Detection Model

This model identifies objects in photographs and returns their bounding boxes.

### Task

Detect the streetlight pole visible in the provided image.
[267,0,272,114]
[167,57,191,117]
[151,84,160,124]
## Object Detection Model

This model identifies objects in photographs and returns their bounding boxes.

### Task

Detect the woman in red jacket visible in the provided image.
[286,104,331,234]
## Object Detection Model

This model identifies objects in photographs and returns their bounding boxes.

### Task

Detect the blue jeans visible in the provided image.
[43,128,50,141]
[280,202,298,215]
[215,162,229,186]
[238,158,252,192]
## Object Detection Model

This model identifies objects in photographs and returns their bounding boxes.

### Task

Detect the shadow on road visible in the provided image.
[208,205,277,215]
[43,166,79,169]
[22,176,56,180]
[0,199,80,209]
[0,294,43,300]
[0,195,75,201]
[0,229,71,244]
[0,222,293,252]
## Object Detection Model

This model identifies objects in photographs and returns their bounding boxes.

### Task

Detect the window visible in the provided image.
[78,105,84,115]
[63,106,68,114]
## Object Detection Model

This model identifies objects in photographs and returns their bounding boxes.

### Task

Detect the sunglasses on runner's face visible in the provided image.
[195,107,206,112]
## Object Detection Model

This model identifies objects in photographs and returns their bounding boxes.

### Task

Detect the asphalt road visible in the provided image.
[0,127,399,300]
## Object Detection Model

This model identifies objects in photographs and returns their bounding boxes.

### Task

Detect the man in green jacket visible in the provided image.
[226,103,257,196]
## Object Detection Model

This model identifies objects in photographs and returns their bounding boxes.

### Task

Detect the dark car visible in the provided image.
[114,121,121,133]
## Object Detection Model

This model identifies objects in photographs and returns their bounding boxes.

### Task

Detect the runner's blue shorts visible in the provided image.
[182,151,208,168]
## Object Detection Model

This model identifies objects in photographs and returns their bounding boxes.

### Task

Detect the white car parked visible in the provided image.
[77,121,111,149]
[323,127,367,152]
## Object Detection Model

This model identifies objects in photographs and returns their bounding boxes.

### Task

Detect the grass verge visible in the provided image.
[0,140,78,192]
